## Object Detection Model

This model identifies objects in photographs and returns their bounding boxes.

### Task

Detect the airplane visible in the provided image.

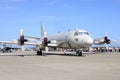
[0,43,19,53]
[0,21,93,56]
[24,26,116,54]
[0,45,12,53]
[24,21,94,56]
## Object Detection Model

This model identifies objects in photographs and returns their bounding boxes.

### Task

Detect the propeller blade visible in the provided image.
[20,29,24,36]
[105,32,108,37]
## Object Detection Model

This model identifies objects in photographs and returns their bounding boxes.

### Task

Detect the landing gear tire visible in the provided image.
[2,50,5,53]
[37,49,42,56]
[76,50,82,56]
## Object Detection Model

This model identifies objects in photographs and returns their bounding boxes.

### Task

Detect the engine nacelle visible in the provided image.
[93,36,111,45]
[104,36,110,44]
[42,37,50,46]
[18,36,28,45]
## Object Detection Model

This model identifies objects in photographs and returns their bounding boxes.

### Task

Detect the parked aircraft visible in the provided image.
[0,46,12,53]
[0,44,18,53]
[24,21,93,56]
[0,21,93,56]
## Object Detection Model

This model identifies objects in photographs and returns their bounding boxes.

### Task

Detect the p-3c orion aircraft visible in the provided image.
[0,21,94,56]
[25,21,94,56]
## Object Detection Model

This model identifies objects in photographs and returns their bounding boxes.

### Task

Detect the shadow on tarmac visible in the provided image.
[0,52,87,57]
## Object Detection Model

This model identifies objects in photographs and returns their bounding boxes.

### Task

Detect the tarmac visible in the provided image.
[0,51,120,80]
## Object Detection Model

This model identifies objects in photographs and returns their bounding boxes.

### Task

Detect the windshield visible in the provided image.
[74,32,89,36]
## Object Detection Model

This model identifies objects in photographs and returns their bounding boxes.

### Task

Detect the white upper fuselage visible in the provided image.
[47,29,93,49]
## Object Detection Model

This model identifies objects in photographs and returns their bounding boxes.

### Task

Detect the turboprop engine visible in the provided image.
[18,29,28,45]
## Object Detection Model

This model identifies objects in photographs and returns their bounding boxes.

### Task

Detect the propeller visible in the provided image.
[104,32,111,44]
[42,32,51,52]
[18,29,28,51]
[103,32,110,50]
[41,21,51,52]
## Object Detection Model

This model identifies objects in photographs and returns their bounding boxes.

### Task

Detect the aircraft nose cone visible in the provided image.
[86,37,93,45]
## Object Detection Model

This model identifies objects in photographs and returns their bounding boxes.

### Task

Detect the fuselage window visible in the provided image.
[79,32,89,35]
[84,32,89,35]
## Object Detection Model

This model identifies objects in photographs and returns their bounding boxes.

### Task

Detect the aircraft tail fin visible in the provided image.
[41,21,47,37]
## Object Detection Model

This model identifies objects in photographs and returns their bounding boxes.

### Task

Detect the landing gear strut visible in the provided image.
[76,50,82,56]
[37,49,42,55]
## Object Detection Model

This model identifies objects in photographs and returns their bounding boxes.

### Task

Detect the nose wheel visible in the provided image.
[37,49,42,55]
[76,50,82,56]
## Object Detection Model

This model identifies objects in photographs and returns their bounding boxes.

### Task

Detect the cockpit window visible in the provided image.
[83,32,89,35]
[74,32,79,36]
[74,32,89,36]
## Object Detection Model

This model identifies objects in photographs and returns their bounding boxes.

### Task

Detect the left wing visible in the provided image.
[0,40,41,46]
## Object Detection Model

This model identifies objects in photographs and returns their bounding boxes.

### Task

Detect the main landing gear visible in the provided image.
[37,49,42,55]
[76,50,82,56]
[36,49,82,56]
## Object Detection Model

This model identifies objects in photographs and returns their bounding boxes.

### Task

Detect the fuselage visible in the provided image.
[47,29,93,49]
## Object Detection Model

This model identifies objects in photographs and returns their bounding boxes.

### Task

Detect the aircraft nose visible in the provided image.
[86,37,93,45]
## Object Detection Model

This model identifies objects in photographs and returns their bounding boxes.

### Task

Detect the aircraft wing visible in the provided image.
[25,36,40,40]
[24,42,41,46]
[0,40,41,46]
[0,40,18,44]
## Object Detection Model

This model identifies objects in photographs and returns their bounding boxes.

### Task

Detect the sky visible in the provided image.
[0,0,120,46]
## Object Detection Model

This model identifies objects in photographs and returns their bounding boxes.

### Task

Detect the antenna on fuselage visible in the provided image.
[68,29,70,31]
[89,32,92,37]
[74,28,78,30]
